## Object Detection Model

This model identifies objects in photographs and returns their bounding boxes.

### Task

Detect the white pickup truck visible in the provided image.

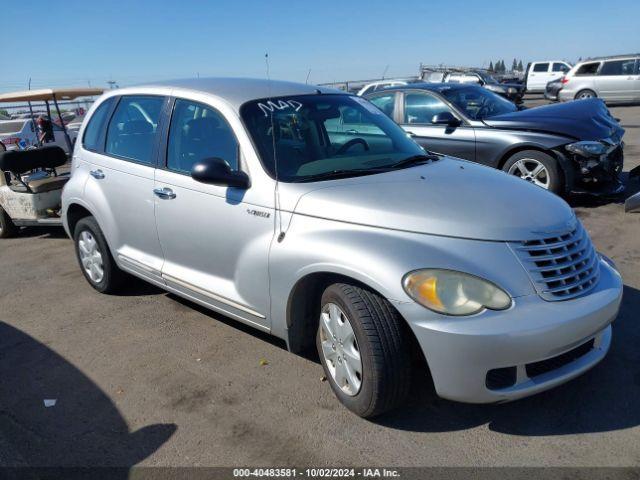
[525,60,572,92]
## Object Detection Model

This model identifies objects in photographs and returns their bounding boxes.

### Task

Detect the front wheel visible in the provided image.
[0,206,18,238]
[316,283,411,418]
[73,216,126,293]
[503,150,563,194]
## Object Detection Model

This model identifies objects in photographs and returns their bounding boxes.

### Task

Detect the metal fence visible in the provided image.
[0,98,99,123]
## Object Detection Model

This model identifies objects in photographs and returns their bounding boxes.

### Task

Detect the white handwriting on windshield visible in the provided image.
[257,99,303,117]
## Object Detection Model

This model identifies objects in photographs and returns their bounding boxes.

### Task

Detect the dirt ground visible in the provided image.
[0,98,639,469]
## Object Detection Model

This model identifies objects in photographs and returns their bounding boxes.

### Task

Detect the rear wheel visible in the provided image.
[575,89,597,100]
[503,150,563,194]
[73,216,126,293]
[0,206,18,238]
[316,283,411,418]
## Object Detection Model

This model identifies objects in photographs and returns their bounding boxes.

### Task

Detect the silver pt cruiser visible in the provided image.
[62,78,623,417]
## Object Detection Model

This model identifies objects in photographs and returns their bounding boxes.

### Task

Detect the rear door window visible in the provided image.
[599,59,636,76]
[404,92,452,124]
[575,62,600,76]
[533,63,549,72]
[367,93,396,119]
[105,96,165,165]
[552,62,569,73]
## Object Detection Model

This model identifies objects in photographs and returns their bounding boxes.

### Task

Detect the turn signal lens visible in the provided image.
[403,269,511,316]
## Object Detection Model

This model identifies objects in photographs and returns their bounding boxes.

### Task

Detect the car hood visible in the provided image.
[283,158,576,242]
[483,98,624,142]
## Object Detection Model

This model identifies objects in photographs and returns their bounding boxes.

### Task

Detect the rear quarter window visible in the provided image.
[83,97,115,151]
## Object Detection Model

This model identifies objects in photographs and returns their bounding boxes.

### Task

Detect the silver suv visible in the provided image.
[558,54,640,103]
[62,78,623,417]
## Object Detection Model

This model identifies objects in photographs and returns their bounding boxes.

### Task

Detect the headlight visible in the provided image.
[507,87,517,94]
[402,269,511,316]
[566,141,608,157]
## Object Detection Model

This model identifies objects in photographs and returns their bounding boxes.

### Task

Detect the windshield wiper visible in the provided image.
[388,153,440,169]
[292,167,391,183]
[291,154,441,183]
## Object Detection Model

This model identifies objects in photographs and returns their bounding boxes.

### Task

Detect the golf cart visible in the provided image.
[0,88,103,238]
[0,88,103,153]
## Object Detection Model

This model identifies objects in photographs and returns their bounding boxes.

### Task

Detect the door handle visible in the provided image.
[90,169,105,179]
[153,187,176,200]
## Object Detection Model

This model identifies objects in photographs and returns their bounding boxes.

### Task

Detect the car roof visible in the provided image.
[129,77,345,109]
[577,55,639,64]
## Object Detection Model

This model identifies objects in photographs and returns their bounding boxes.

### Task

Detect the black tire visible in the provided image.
[575,89,597,100]
[73,216,126,293]
[316,283,411,418]
[0,206,18,238]
[502,149,564,194]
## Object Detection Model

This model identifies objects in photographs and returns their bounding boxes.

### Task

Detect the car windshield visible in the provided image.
[0,121,26,134]
[439,85,517,120]
[240,94,427,182]
[481,73,499,84]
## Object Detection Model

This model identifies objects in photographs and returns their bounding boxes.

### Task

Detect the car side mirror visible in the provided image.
[431,112,461,127]
[191,157,250,189]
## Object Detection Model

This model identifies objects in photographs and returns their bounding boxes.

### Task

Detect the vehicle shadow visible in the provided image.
[0,322,176,469]
[377,284,640,436]
[165,293,288,350]
[16,226,68,239]
[117,275,165,297]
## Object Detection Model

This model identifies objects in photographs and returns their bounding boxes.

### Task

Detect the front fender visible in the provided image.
[269,213,536,343]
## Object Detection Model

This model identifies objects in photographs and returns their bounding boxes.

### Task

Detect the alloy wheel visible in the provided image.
[78,230,104,284]
[319,303,363,396]
[508,159,550,189]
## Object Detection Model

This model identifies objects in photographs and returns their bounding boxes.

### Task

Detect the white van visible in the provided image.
[525,61,572,93]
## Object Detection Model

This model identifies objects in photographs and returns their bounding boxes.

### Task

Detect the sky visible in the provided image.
[1,0,639,93]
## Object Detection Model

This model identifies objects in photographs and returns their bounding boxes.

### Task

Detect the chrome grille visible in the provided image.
[512,222,600,301]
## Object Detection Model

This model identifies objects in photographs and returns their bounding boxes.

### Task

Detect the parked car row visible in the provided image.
[541,54,640,104]
[7,77,615,419]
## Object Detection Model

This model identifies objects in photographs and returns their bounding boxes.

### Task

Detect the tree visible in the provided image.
[489,61,494,72]
[517,60,523,71]
[512,58,518,72]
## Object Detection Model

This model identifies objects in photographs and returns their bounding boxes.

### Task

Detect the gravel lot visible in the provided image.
[0,98,639,469]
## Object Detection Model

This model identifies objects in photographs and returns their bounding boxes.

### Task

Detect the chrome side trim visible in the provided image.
[118,254,161,276]
[162,273,266,319]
